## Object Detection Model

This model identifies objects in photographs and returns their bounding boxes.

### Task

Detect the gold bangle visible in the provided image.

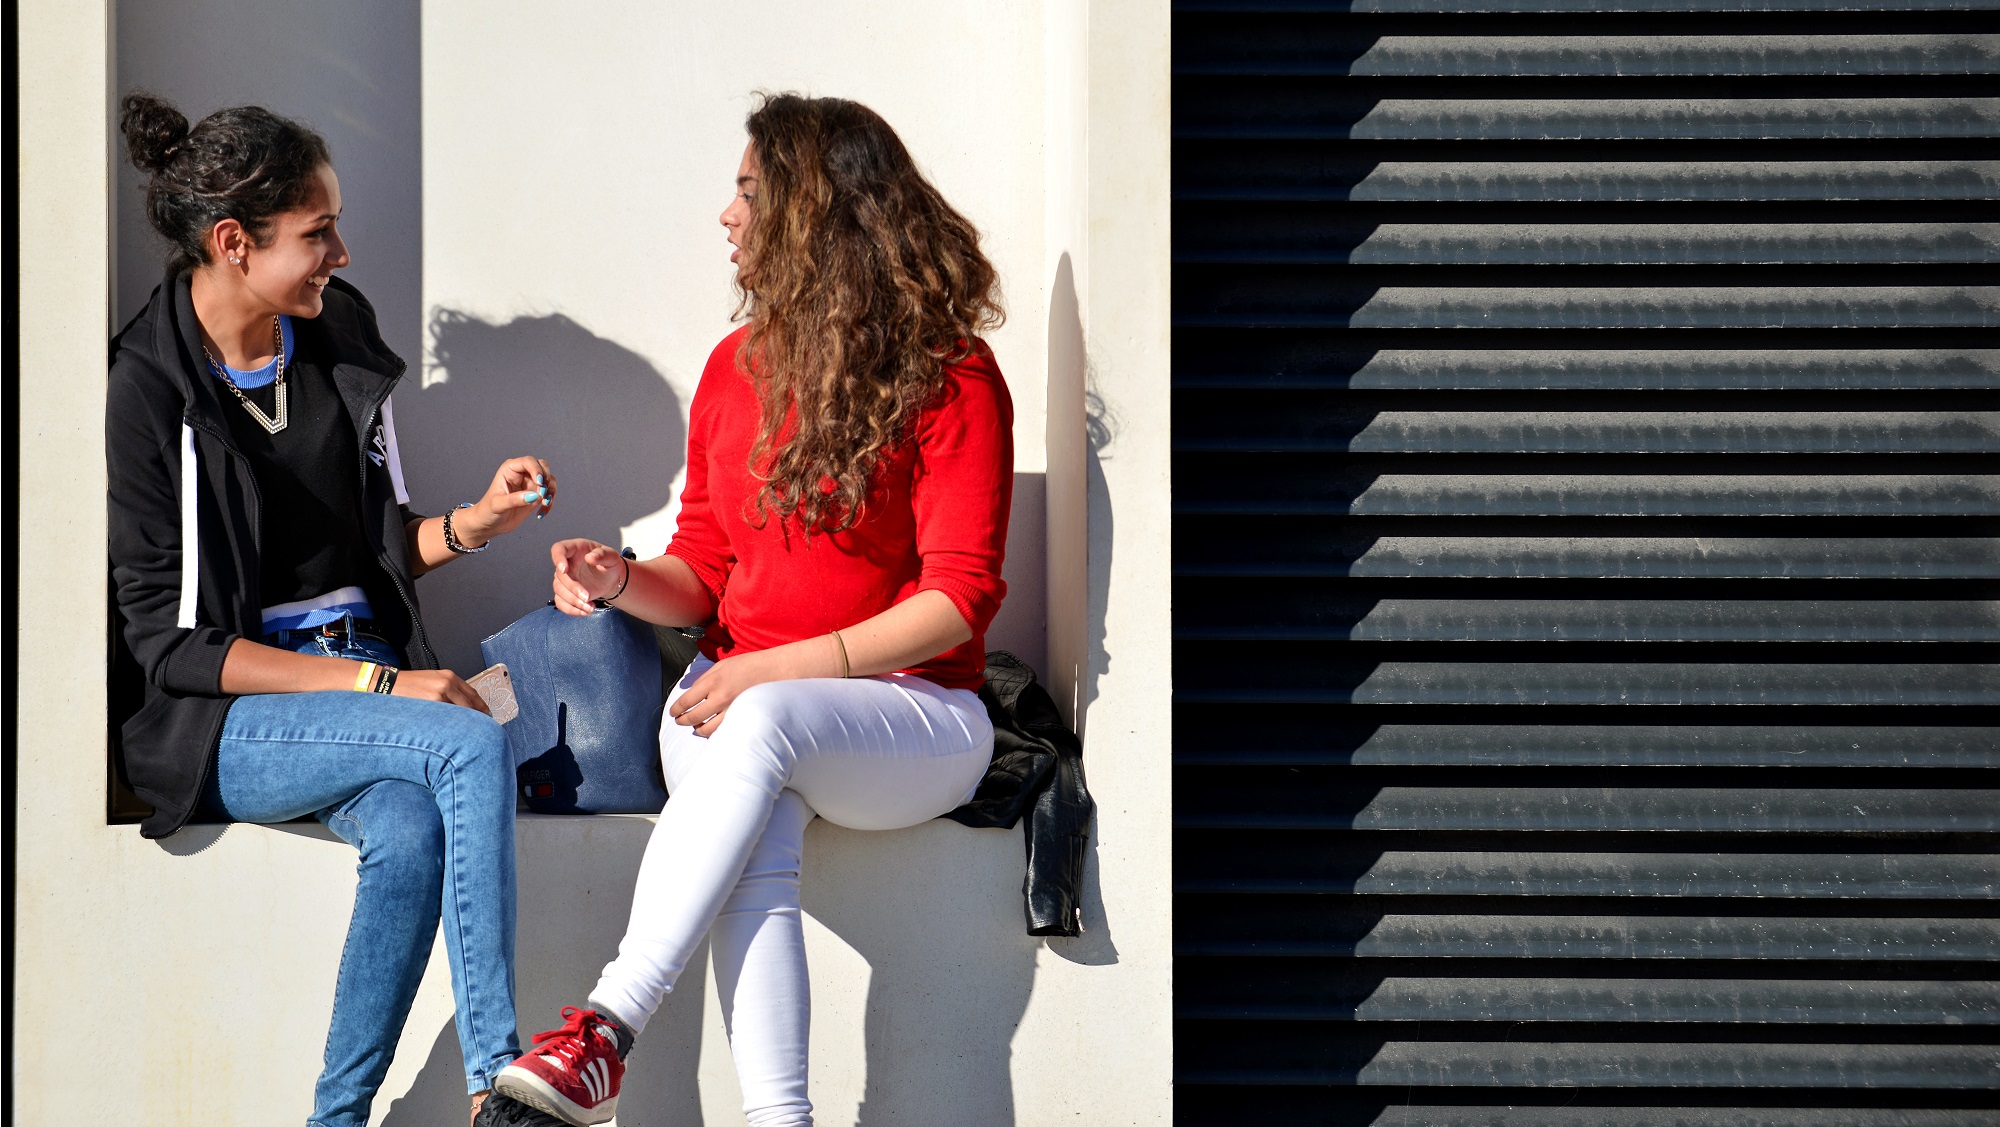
[353,662,378,692]
[829,629,850,679]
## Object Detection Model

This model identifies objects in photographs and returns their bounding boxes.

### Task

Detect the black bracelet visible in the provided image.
[598,554,633,606]
[443,503,488,555]
[373,666,399,694]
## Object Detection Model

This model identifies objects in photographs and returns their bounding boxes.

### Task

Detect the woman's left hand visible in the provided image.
[457,456,556,546]
[669,638,840,738]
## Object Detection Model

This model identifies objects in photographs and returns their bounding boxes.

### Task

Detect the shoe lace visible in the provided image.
[528,1006,604,1069]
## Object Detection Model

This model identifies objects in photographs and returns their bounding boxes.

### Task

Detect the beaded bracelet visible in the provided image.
[443,503,488,555]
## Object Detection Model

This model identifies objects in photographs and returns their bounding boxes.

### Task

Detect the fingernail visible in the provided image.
[536,474,545,485]
[536,512,543,519]
[522,491,541,503]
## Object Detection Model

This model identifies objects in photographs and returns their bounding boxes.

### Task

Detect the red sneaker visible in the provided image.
[494,1007,625,1126]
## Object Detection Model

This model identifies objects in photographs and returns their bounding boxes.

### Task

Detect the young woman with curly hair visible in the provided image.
[108,93,553,1127]
[493,94,1011,1127]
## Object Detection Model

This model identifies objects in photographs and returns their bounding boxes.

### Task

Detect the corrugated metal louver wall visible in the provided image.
[1170,2,2000,1122]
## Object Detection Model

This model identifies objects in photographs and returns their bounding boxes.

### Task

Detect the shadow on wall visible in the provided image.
[382,817,712,1127]
[396,311,685,673]
[802,820,1040,1127]
[986,472,1048,676]
[1040,254,1120,969]
[377,821,1045,1126]
[1044,382,1121,969]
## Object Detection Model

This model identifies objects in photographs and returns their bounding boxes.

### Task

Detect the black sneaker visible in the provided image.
[475,1092,571,1127]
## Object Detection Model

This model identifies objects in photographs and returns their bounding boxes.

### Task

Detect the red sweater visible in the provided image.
[664,326,1013,690]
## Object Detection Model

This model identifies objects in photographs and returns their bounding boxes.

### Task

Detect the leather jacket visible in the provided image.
[947,651,1096,937]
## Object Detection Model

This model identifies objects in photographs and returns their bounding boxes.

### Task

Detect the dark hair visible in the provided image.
[119,92,333,272]
[736,93,1003,533]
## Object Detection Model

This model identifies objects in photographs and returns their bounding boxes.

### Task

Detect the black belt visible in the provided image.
[266,615,385,642]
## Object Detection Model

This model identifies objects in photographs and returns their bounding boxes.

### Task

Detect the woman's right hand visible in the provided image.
[391,669,491,714]
[551,538,628,616]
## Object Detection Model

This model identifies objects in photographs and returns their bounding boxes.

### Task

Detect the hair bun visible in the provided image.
[120,92,191,174]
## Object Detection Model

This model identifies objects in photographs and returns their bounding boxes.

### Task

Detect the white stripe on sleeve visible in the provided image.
[381,394,411,505]
[177,424,199,629]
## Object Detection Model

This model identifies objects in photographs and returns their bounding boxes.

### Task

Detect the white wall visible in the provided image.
[16,1,1170,1123]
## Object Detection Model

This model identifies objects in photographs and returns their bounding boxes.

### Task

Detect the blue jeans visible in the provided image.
[208,627,521,1126]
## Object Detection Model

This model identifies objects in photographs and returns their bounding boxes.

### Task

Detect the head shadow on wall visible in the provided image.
[396,309,685,672]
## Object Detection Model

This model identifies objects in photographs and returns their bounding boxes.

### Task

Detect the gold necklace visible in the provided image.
[203,315,289,434]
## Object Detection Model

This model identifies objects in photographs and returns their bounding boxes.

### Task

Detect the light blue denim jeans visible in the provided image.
[206,625,521,1127]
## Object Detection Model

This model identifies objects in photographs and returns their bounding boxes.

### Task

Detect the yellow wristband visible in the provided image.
[354,662,378,692]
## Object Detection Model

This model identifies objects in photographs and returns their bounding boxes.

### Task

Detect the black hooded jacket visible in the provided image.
[107,269,437,838]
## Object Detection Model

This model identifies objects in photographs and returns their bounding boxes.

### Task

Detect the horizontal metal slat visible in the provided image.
[1182,2,2000,11]
[1176,910,2000,960]
[1177,783,2000,831]
[1347,1112,1995,1127]
[1176,534,2000,579]
[1179,35,2000,77]
[1177,221,2000,265]
[1176,93,2000,140]
[1178,595,2000,642]
[1175,723,2000,768]
[1175,844,2000,897]
[1176,280,2000,328]
[1175,470,2000,516]
[1279,1110,2000,1127]
[1180,972,2000,1024]
[1328,1,2000,11]
[1177,158,2000,201]
[1176,348,2000,389]
[1176,409,2000,453]
[1177,658,2000,705]
[1177,1036,2000,1089]
[1349,160,2000,202]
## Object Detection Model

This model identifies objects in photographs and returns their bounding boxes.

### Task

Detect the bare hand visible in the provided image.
[458,456,557,547]
[551,538,627,616]
[669,640,836,737]
[391,669,492,714]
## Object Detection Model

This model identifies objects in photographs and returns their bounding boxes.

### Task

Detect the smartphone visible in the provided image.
[468,663,519,724]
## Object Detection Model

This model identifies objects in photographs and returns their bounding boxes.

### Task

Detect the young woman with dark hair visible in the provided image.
[108,93,551,1127]
[493,94,1012,1127]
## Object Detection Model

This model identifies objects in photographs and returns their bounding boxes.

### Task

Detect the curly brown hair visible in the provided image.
[734,93,1004,533]
[119,92,332,273]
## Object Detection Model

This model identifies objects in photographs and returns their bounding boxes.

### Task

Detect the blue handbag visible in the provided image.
[480,603,685,814]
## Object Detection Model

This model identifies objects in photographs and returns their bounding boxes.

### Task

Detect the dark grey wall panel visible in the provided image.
[1180,221,2000,264]
[1336,161,2000,201]
[1178,408,2000,452]
[1172,4,2000,1123]
[1173,723,2000,765]
[1178,911,2000,958]
[1176,349,2000,389]
[1176,535,2000,577]
[1184,34,2000,76]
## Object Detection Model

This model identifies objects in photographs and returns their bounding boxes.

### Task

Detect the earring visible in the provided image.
[229,256,241,264]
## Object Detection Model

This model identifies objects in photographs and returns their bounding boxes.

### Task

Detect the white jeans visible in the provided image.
[589,654,993,1127]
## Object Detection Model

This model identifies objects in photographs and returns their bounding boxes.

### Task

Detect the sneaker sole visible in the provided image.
[493,1067,616,1126]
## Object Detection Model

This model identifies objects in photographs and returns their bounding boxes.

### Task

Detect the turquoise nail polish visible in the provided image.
[522,490,541,503]
[536,474,545,485]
